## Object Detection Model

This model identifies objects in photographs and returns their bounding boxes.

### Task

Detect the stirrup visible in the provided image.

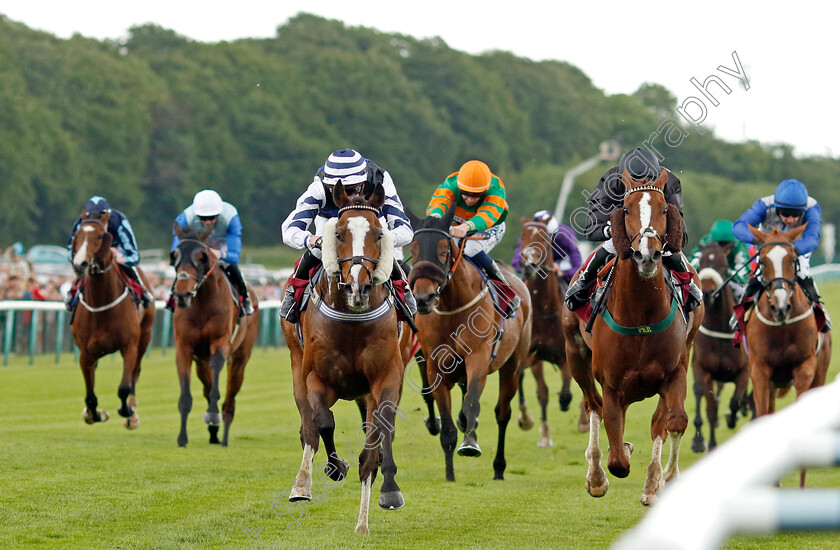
[279,288,298,322]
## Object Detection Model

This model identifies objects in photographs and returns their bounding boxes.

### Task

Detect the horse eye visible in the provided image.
[97,235,104,240]
[623,208,629,214]
[335,232,341,241]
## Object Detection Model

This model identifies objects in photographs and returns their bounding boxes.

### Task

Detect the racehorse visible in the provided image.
[171,224,259,447]
[517,216,577,446]
[408,208,532,482]
[744,224,832,485]
[70,214,155,429]
[561,169,703,506]
[690,242,750,453]
[283,183,405,535]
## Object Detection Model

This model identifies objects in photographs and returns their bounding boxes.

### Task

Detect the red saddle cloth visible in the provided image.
[733,299,828,348]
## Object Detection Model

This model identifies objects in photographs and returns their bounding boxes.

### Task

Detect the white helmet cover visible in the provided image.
[193,189,223,216]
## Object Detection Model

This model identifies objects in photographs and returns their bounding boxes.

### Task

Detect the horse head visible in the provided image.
[749,223,808,323]
[518,216,555,282]
[611,168,682,279]
[321,182,392,311]
[407,204,457,314]
[71,212,114,278]
[697,241,734,307]
[171,223,215,309]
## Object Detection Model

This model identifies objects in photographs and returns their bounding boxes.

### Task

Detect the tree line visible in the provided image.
[1,12,838,262]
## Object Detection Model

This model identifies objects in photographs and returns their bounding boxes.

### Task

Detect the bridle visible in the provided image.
[756,241,799,297]
[623,185,668,252]
[411,226,464,301]
[172,239,216,300]
[74,219,115,275]
[520,221,556,278]
[333,204,384,289]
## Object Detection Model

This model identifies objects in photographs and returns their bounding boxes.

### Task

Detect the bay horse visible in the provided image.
[690,242,749,453]
[70,213,155,429]
[171,224,259,447]
[283,182,405,535]
[561,169,703,506]
[517,216,577,446]
[744,224,832,485]
[408,208,532,481]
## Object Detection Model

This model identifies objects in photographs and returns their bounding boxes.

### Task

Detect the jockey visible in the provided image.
[171,189,254,316]
[511,210,582,283]
[564,148,703,312]
[279,148,415,323]
[689,219,751,300]
[65,196,154,311]
[731,178,831,331]
[426,159,521,318]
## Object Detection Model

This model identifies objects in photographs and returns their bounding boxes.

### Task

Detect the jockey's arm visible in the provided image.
[795,203,823,255]
[379,174,413,248]
[114,216,141,266]
[223,215,242,264]
[282,179,325,250]
[732,198,769,244]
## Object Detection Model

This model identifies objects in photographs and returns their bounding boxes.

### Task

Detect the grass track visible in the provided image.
[2,283,839,549]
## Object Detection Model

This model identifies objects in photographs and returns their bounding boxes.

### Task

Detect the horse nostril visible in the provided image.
[632,251,644,263]
[652,251,662,262]
[361,284,373,296]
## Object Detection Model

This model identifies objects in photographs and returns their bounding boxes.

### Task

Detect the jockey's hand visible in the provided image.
[308,236,322,250]
[450,224,470,239]
[209,248,222,259]
[112,248,125,264]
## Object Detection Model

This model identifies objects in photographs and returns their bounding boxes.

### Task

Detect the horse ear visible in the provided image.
[101,211,111,227]
[333,181,349,207]
[722,241,735,254]
[747,224,766,244]
[620,169,634,190]
[198,225,213,242]
[653,168,668,189]
[442,202,457,228]
[786,222,808,242]
[520,216,530,225]
[368,183,385,209]
[665,204,683,252]
[173,222,185,240]
[610,208,632,260]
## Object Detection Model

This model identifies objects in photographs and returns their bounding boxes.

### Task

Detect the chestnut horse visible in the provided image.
[690,242,749,453]
[70,214,155,429]
[744,224,832,485]
[517,216,577,446]
[562,169,703,506]
[283,183,405,535]
[408,209,532,481]
[171,224,259,447]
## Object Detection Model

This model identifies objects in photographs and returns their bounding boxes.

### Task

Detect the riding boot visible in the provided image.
[125,266,154,308]
[742,276,764,304]
[565,246,613,310]
[64,279,81,312]
[280,249,321,322]
[663,253,703,313]
[391,260,418,332]
[222,263,254,316]
[484,259,522,318]
[798,275,832,332]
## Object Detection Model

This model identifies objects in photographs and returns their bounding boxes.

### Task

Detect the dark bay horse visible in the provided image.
[70,214,155,428]
[562,170,703,505]
[690,242,749,452]
[517,216,577,446]
[408,209,532,481]
[171,224,259,447]
[283,183,405,535]
[744,224,832,485]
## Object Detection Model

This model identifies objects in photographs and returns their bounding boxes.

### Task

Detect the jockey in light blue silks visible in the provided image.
[732,178,831,332]
[171,189,254,316]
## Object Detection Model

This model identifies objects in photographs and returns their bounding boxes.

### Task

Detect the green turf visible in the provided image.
[1,283,839,549]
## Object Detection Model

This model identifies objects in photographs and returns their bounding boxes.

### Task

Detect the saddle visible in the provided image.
[463,257,518,318]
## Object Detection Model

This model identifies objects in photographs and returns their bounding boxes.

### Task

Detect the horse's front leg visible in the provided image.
[457,360,488,458]
[307,372,346,483]
[175,345,193,447]
[603,389,632,479]
[204,342,230,444]
[493,361,520,480]
[370,367,404,511]
[431,376,457,482]
[531,359,552,447]
[80,351,108,424]
[117,344,139,429]
[727,366,750,430]
[289,353,318,502]
[660,364,688,484]
[690,365,709,453]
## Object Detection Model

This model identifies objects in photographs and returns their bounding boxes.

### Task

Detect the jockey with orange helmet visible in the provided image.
[170,189,254,316]
[426,160,521,317]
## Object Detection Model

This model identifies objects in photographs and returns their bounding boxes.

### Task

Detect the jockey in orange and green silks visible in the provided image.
[425,160,521,317]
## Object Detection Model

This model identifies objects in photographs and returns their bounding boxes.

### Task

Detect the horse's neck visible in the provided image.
[438,255,484,310]
[705,283,735,330]
[83,267,124,304]
[195,269,232,309]
[608,259,670,322]
[529,267,561,312]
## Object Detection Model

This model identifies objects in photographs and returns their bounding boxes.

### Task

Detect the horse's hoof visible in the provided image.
[641,492,658,507]
[725,413,737,429]
[537,437,553,448]
[379,490,405,510]
[518,412,535,431]
[82,408,95,424]
[457,440,481,457]
[177,434,188,447]
[559,391,572,412]
[424,416,441,436]
[326,460,349,482]
[354,523,369,535]
[586,478,609,497]
[203,411,222,426]
[124,415,139,430]
[691,435,706,454]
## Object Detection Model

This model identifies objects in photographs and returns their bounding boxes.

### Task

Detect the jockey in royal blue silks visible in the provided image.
[279,148,415,324]
[65,196,154,311]
[732,178,831,332]
[170,189,254,316]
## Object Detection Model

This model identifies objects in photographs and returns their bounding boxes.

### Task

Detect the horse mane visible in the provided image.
[665,204,683,253]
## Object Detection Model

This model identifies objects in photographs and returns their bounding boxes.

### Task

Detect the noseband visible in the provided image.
[173,240,214,299]
[412,226,460,299]
[757,241,799,294]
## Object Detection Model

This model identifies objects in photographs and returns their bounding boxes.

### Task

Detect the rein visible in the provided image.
[413,227,487,314]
